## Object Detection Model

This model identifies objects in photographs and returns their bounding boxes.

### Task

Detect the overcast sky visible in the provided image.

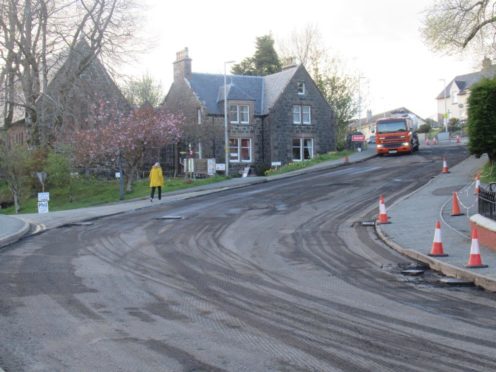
[124,0,481,119]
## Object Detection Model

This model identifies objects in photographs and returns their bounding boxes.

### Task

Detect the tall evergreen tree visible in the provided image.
[232,35,282,76]
[467,78,496,164]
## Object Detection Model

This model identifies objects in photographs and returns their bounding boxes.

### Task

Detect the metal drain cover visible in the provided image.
[401,269,425,276]
[439,277,474,286]
[361,221,376,226]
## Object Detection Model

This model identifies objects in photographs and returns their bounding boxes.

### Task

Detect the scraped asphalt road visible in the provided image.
[1,146,496,371]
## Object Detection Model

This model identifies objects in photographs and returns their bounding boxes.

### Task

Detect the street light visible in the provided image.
[440,78,448,133]
[224,60,235,177]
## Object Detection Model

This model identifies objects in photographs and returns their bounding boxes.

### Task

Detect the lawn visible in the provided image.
[0,175,227,214]
[480,161,496,184]
[264,150,352,176]
[1,150,353,214]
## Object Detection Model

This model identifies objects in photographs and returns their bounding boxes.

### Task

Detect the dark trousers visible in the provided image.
[150,186,161,200]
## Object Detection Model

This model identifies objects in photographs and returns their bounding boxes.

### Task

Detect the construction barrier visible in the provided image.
[466,228,488,268]
[428,221,448,257]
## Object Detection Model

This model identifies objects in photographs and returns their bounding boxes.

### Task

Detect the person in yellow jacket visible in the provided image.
[149,162,164,202]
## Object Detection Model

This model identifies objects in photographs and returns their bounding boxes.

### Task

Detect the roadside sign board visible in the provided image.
[38,192,50,202]
[38,201,49,214]
[37,192,49,214]
[352,134,365,142]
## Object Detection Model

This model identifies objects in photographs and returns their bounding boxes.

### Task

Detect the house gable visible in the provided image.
[37,39,130,136]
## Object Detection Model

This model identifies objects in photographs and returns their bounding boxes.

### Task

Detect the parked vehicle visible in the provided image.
[375,116,419,155]
[368,135,376,144]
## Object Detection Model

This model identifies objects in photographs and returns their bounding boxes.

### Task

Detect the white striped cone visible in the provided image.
[466,228,488,268]
[441,157,449,173]
[377,195,389,224]
[429,221,448,256]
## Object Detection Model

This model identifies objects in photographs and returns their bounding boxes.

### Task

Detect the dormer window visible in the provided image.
[230,104,249,124]
[297,82,306,95]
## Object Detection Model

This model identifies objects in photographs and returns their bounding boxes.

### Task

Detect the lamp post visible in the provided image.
[224,60,235,177]
[440,78,448,133]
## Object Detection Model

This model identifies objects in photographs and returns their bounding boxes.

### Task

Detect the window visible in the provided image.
[292,105,311,124]
[292,138,313,161]
[229,105,238,123]
[229,138,252,162]
[293,105,301,124]
[302,106,311,124]
[451,91,458,104]
[230,104,249,124]
[297,82,306,95]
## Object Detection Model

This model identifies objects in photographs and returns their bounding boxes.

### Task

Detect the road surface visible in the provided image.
[1,146,495,371]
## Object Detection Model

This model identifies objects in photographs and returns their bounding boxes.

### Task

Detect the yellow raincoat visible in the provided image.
[149,164,164,187]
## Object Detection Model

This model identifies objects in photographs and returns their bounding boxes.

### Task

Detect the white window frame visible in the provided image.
[230,104,250,124]
[297,82,306,95]
[229,104,238,123]
[239,105,249,124]
[229,138,252,163]
[302,106,311,124]
[293,105,311,124]
[292,138,314,161]
[293,105,302,124]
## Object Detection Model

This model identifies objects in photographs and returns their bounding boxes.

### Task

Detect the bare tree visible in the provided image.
[0,0,140,146]
[421,0,496,56]
[122,74,163,108]
[0,132,31,213]
[278,24,359,149]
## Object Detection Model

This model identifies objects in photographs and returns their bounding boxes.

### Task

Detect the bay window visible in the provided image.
[230,104,250,124]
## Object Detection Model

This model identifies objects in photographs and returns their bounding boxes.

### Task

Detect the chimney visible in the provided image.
[173,47,192,82]
[282,56,297,70]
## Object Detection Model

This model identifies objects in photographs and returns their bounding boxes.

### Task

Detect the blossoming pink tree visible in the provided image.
[72,103,183,192]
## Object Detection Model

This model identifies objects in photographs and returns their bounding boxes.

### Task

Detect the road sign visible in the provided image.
[38,201,49,214]
[351,134,365,142]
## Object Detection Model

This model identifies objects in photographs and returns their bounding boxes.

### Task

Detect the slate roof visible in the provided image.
[437,65,496,99]
[187,66,298,116]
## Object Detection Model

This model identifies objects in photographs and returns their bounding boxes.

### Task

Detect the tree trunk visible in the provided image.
[13,191,20,214]
[125,166,137,192]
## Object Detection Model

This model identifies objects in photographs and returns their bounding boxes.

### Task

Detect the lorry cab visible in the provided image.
[375,116,419,155]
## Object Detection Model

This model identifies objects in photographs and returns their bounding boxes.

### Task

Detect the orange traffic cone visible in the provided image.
[474,174,480,195]
[451,192,464,216]
[441,157,449,173]
[428,221,448,257]
[377,195,390,224]
[466,228,488,268]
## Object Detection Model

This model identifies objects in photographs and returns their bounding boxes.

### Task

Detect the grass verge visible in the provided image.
[264,150,352,176]
[0,175,227,215]
[480,161,496,184]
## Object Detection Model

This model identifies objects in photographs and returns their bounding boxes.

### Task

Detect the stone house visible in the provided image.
[163,48,336,175]
[36,39,130,144]
[437,57,496,127]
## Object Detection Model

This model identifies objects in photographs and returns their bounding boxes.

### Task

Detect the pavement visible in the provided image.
[1,144,496,292]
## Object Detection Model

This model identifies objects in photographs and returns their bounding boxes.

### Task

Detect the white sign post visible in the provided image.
[37,192,50,214]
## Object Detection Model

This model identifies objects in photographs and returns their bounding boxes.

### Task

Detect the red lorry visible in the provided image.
[375,116,419,155]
